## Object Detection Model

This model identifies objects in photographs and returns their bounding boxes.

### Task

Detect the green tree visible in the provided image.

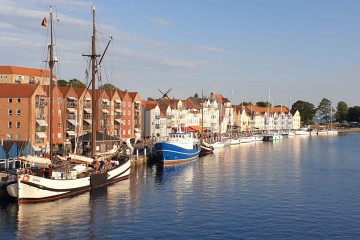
[194,93,199,99]
[240,102,251,106]
[256,101,271,107]
[69,79,86,88]
[335,101,348,122]
[348,106,360,122]
[316,98,333,123]
[57,79,68,86]
[291,100,316,125]
[98,83,120,91]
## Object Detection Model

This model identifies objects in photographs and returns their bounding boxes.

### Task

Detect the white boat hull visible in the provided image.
[7,159,130,204]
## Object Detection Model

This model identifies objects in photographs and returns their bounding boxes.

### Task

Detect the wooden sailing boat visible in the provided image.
[6,6,130,204]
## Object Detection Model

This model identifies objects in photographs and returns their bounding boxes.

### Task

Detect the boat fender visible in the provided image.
[23,175,30,182]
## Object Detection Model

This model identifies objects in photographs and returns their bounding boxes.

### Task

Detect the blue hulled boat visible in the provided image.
[153,132,201,165]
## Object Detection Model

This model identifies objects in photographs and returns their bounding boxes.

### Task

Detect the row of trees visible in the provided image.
[57,79,120,91]
[290,98,360,125]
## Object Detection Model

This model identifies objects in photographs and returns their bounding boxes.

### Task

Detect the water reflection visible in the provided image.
[13,179,130,239]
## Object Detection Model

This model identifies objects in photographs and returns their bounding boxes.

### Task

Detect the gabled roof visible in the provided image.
[159,105,169,111]
[73,87,88,98]
[0,66,57,79]
[142,100,158,110]
[128,92,141,101]
[212,93,230,103]
[58,86,72,96]
[118,90,130,100]
[0,84,40,98]
[183,99,201,110]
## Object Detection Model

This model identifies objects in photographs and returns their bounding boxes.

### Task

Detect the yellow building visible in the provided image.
[0,66,56,85]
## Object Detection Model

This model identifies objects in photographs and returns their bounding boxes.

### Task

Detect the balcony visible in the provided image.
[36,114,47,120]
[36,126,47,132]
[66,114,76,119]
[114,113,123,119]
[67,102,78,108]
[66,127,75,131]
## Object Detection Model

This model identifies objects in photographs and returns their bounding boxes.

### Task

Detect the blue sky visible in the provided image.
[1,0,360,107]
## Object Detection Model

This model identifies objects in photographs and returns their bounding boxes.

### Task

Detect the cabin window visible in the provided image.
[8,109,12,116]
[8,122,12,128]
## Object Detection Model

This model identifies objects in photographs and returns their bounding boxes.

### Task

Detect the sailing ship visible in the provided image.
[6,6,130,204]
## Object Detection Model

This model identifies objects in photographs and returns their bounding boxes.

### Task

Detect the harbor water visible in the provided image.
[1,132,360,239]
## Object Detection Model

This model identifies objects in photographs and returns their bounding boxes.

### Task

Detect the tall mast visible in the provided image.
[49,6,54,160]
[91,6,97,158]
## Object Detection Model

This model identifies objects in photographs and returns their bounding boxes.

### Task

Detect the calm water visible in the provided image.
[1,133,360,239]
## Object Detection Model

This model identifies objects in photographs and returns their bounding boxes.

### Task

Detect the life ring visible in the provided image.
[23,175,30,182]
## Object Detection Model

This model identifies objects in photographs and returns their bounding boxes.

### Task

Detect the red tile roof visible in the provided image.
[0,66,57,79]
[0,83,40,97]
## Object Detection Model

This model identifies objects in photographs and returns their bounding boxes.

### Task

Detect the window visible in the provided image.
[128,130,131,134]
[58,109,61,116]
[7,134,12,139]
[8,122,12,128]
[128,102,131,107]
[16,109,20,116]
[58,122,62,128]
[16,134,21,140]
[16,122,20,128]
[123,129,125,135]
[8,98,12,103]
[17,98,21,103]
[58,98,62,104]
[8,109,12,116]
[128,120,130,125]
[128,110,131,116]
[58,133,62,139]
[123,102,126,107]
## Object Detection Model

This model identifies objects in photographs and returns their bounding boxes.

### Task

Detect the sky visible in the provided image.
[1,0,360,107]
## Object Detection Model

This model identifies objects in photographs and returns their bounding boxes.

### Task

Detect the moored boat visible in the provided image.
[210,141,225,149]
[6,6,131,204]
[295,128,310,136]
[153,131,200,165]
[199,142,214,156]
[263,132,283,141]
